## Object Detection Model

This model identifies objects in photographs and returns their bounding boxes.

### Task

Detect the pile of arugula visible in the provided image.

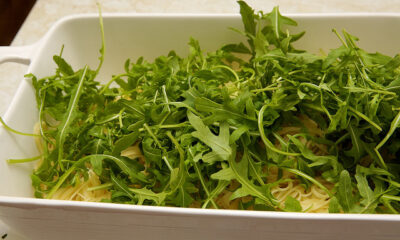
[17,1,400,213]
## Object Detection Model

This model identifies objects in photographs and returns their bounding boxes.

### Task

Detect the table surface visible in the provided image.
[1,0,400,238]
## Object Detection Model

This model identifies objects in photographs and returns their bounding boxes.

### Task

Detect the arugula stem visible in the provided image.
[165,131,186,195]
[87,182,113,191]
[99,73,130,95]
[258,105,300,156]
[153,90,159,104]
[212,122,260,136]
[228,146,277,208]
[376,111,400,150]
[359,190,389,214]
[46,156,88,199]
[59,44,65,56]
[118,108,125,128]
[247,151,264,186]
[38,91,53,145]
[285,168,333,197]
[143,120,174,178]
[212,65,240,82]
[248,150,263,162]
[332,29,347,48]
[188,149,219,209]
[94,2,105,77]
[381,194,400,213]
[348,106,382,132]
[374,149,388,170]
[343,30,369,70]
[344,87,395,96]
[143,123,163,149]
[334,132,350,145]
[272,132,289,149]
[251,83,279,93]
[158,85,171,128]
[166,131,184,162]
[111,171,136,200]
[202,180,229,209]
[158,122,189,129]
[0,117,40,137]
[164,102,201,116]
[300,103,325,113]
[48,153,149,199]
[162,156,173,172]
[381,197,399,214]
[381,194,400,202]
[7,155,42,164]
[376,176,400,187]
[56,66,88,171]
[137,122,190,133]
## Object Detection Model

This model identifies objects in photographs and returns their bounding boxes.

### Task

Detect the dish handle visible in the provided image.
[0,43,39,65]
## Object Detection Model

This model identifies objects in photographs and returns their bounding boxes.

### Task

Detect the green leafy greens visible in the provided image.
[7,1,400,213]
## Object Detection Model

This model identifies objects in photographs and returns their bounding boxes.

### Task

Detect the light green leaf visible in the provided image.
[211,167,235,181]
[130,187,167,205]
[328,196,341,213]
[188,111,232,160]
[337,170,355,213]
[230,187,249,201]
[284,196,302,212]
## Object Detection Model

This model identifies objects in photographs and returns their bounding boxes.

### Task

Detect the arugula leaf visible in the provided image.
[130,187,167,205]
[266,6,297,41]
[337,170,355,213]
[53,55,74,76]
[227,146,277,208]
[345,123,365,162]
[89,155,104,176]
[328,196,341,213]
[284,196,302,212]
[288,135,340,177]
[112,131,139,156]
[188,111,232,160]
[355,168,378,213]
[107,155,147,183]
[237,1,256,36]
[111,171,136,200]
[195,97,257,123]
[211,167,235,181]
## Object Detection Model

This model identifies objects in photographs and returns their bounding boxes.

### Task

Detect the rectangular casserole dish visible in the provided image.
[1,13,400,240]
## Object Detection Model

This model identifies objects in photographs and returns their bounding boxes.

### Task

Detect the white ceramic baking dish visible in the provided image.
[1,13,400,240]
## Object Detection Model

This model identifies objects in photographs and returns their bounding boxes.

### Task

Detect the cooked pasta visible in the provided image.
[38,114,333,213]
[268,167,332,213]
[51,170,111,202]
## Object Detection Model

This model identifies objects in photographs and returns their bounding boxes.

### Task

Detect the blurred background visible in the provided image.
[0,0,36,45]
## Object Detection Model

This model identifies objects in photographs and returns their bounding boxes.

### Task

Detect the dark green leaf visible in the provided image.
[53,55,74,76]
[112,131,139,156]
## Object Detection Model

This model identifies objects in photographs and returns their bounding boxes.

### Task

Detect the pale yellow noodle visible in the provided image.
[49,143,146,202]
[51,170,111,202]
[269,169,331,213]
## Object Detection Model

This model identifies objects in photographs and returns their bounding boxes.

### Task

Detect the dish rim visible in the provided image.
[1,195,400,220]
